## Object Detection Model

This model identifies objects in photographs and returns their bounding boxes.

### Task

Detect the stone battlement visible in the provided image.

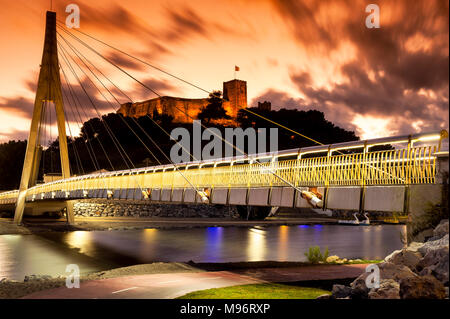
[117,79,247,123]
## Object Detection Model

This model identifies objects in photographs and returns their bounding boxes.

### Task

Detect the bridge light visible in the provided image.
[197,190,209,203]
[142,189,150,199]
[301,190,323,208]
[416,134,441,142]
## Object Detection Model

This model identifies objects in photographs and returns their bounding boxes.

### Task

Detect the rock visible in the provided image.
[399,275,446,299]
[358,262,418,283]
[418,234,449,256]
[407,242,425,253]
[350,278,370,299]
[368,279,400,299]
[413,228,434,242]
[416,247,449,285]
[331,284,352,299]
[316,294,331,299]
[350,262,418,299]
[433,219,449,239]
[385,249,422,271]
[384,249,402,262]
[326,256,340,263]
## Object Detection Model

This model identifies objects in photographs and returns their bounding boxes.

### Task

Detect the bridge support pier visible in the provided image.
[65,200,75,224]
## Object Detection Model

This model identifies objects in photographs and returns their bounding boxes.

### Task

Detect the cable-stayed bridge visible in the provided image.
[0,12,448,225]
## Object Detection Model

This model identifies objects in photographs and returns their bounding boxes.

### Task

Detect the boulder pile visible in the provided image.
[326,219,449,299]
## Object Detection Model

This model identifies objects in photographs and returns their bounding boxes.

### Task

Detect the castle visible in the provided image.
[117,79,248,123]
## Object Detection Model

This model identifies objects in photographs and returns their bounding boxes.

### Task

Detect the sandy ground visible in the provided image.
[0,262,203,299]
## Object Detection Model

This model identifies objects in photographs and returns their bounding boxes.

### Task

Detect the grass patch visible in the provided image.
[176,283,330,299]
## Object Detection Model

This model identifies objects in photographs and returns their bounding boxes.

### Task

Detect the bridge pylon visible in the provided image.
[14,11,73,225]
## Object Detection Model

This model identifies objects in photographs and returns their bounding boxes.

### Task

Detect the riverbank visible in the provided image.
[0,216,344,235]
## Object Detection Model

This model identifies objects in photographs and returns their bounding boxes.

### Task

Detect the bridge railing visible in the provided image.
[0,145,437,198]
[0,130,446,204]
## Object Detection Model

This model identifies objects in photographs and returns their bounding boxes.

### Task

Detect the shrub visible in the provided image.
[304,246,329,264]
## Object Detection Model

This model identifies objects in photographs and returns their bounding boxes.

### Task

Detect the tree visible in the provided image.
[0,140,26,190]
[197,91,231,124]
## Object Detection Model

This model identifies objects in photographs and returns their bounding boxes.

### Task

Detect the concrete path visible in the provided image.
[23,264,367,299]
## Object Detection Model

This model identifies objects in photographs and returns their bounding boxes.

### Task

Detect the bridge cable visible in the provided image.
[58,40,157,194]
[60,78,95,174]
[57,32,208,196]
[55,21,209,96]
[57,35,198,163]
[53,21,334,146]
[61,72,103,171]
[58,42,135,171]
[56,24,307,193]
[58,33,162,166]
[59,60,104,171]
[54,22,350,148]
[60,92,83,175]
[58,44,147,195]
[60,85,86,175]
[57,23,406,188]
[58,32,199,165]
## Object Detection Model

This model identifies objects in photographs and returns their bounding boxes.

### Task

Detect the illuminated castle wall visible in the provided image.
[117,79,247,123]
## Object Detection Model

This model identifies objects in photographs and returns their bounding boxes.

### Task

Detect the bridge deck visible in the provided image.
[1,132,447,214]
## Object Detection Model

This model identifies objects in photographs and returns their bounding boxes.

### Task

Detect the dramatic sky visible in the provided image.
[0,0,448,142]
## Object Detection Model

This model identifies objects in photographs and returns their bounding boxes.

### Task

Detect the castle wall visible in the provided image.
[117,79,248,123]
[118,96,209,123]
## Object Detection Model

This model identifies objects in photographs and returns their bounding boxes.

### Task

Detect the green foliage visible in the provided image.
[304,246,329,264]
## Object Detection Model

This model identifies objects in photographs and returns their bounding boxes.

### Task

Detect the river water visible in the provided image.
[0,224,405,280]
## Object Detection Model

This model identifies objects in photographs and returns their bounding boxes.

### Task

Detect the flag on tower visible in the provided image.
[235,65,240,71]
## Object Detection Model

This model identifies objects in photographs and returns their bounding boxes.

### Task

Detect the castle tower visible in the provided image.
[223,79,247,118]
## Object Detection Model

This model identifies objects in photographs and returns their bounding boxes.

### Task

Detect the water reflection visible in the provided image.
[0,225,406,280]
[278,226,288,261]
[65,231,93,254]
[247,227,266,261]
[205,227,223,262]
